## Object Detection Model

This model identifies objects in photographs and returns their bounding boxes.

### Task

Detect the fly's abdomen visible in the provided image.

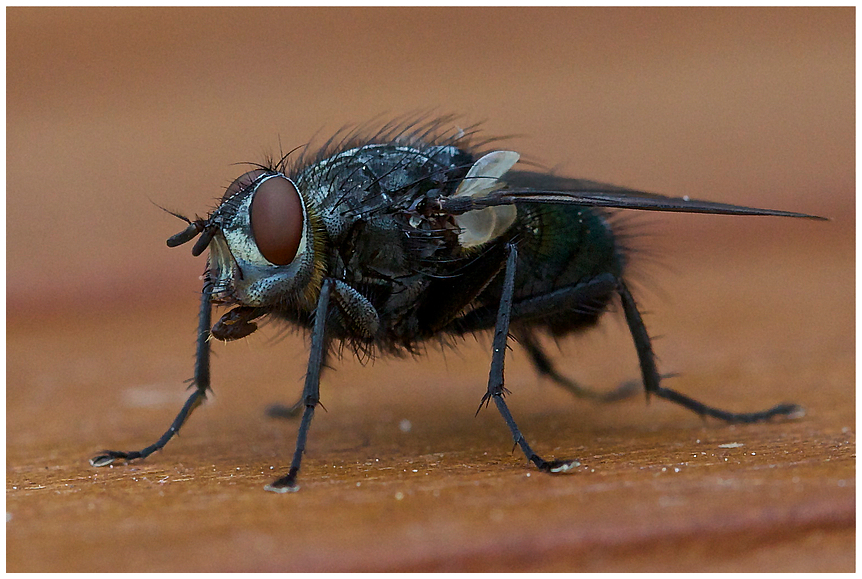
[510,204,624,334]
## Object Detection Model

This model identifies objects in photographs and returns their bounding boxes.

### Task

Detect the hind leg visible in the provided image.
[617,280,804,422]
[516,329,640,402]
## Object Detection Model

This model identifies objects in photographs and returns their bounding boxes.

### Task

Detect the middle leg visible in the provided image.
[480,243,580,474]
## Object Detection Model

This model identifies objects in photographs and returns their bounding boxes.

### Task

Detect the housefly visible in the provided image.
[91,118,824,492]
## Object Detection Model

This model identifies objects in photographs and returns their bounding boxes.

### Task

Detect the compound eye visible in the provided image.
[250,176,304,265]
[223,169,268,201]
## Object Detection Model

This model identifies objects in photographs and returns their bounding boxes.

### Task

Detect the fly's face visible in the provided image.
[208,169,315,307]
[168,169,323,338]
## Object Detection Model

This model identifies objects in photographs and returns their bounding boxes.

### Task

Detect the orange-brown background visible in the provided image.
[7,7,854,572]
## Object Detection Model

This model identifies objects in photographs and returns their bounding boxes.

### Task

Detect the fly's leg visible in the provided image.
[265,279,332,493]
[90,281,213,467]
[517,330,640,402]
[480,244,580,474]
[617,280,804,422]
[89,390,206,467]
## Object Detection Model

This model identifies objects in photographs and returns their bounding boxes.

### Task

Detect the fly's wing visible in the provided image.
[457,170,826,220]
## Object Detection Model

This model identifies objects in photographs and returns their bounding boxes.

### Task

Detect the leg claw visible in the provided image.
[264,478,301,493]
[538,458,580,474]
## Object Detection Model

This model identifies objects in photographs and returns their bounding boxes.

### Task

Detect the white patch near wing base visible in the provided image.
[454,150,520,247]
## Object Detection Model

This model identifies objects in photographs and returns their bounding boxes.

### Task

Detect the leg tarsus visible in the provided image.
[265,403,318,493]
[264,468,302,493]
[518,330,640,403]
[652,385,805,423]
[538,458,582,474]
[90,388,206,466]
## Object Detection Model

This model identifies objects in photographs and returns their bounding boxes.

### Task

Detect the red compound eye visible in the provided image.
[250,176,304,265]
[223,169,268,201]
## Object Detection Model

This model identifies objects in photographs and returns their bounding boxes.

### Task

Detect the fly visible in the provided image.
[90,118,825,492]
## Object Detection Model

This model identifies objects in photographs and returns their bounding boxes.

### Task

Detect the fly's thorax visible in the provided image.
[208,171,325,309]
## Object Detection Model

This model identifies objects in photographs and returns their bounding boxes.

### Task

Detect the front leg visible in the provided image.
[264,278,333,493]
[480,244,580,474]
[90,280,214,467]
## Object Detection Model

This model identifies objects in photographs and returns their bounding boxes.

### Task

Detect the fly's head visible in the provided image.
[168,169,325,340]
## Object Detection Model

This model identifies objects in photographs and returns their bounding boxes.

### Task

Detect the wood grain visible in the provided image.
[7,223,853,572]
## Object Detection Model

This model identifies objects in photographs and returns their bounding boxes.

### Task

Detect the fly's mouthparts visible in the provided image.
[211,306,264,341]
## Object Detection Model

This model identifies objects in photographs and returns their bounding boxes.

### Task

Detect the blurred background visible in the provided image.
[7,7,855,572]
[7,7,853,320]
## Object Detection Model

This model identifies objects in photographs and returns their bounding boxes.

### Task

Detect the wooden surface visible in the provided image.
[6,7,854,573]
[6,223,855,572]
